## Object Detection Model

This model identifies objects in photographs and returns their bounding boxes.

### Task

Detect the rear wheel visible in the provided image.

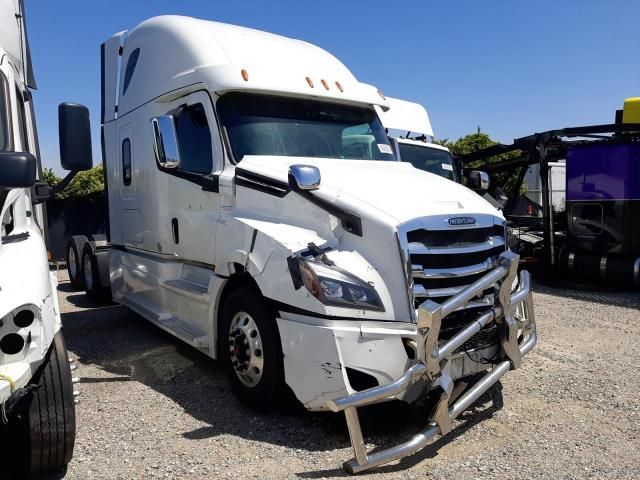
[81,244,111,304]
[11,332,76,475]
[220,288,284,411]
[65,236,87,290]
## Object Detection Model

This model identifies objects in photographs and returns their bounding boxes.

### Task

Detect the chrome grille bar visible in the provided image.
[412,257,499,279]
[413,284,470,298]
[408,236,504,255]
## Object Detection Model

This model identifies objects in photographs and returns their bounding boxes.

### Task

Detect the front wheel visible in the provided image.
[10,332,76,475]
[220,288,284,411]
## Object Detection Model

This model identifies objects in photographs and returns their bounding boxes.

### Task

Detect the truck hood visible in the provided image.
[237,155,502,224]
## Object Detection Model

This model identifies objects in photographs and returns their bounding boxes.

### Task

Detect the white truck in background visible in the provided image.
[0,0,93,475]
[378,97,458,181]
[70,15,537,473]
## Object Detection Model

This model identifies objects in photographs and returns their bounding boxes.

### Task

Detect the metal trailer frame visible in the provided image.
[458,123,640,273]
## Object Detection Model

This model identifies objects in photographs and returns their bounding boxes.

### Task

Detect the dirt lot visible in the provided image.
[5,272,640,479]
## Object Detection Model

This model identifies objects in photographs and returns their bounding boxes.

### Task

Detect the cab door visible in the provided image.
[152,90,224,267]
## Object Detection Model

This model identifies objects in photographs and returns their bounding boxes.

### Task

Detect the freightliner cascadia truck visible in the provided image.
[78,15,538,473]
[378,97,458,181]
[0,0,93,474]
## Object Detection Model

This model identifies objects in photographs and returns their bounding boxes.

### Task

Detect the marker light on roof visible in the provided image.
[306,77,314,88]
[241,69,249,81]
[321,79,329,90]
[335,81,344,92]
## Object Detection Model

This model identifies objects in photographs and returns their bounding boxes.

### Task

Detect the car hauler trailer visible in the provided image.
[460,100,640,286]
[85,15,537,473]
[0,0,93,474]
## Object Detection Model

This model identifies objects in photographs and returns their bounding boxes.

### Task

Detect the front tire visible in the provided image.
[11,332,76,475]
[220,288,284,412]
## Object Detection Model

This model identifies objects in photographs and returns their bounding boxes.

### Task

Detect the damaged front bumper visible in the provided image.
[326,250,537,474]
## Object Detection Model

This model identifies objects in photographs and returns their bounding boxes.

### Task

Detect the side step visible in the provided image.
[157,316,209,348]
[161,278,209,300]
[118,297,209,351]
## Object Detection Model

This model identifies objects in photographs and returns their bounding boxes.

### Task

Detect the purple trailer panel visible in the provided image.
[566,144,640,201]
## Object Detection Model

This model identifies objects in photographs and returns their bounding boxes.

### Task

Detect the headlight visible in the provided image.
[294,259,384,311]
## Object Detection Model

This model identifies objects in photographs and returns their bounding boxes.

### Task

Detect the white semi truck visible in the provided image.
[0,0,92,474]
[74,15,537,473]
[378,97,458,181]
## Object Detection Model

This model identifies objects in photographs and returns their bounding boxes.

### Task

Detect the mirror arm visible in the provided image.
[51,169,79,195]
[32,169,80,204]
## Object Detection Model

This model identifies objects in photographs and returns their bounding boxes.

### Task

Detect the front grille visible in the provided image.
[404,221,506,353]
[406,225,506,307]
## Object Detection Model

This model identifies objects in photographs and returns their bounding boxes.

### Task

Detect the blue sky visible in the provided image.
[26,0,639,173]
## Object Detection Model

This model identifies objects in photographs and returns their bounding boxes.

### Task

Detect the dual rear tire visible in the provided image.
[80,243,111,304]
[66,235,111,303]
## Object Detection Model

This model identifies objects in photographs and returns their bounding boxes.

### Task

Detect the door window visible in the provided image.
[174,103,213,174]
[122,138,132,185]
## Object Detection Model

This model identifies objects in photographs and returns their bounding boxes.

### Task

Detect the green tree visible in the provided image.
[41,165,105,200]
[439,132,525,196]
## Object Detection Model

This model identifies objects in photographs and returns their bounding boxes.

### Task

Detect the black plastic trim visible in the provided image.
[235,168,290,198]
[156,169,220,192]
[265,297,391,323]
[1,231,29,244]
[297,191,363,236]
[110,244,215,271]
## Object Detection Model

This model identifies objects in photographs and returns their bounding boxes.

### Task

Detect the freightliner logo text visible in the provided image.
[448,217,476,226]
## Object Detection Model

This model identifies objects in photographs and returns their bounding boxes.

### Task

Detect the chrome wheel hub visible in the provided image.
[228,311,264,387]
[69,247,77,278]
[83,254,93,290]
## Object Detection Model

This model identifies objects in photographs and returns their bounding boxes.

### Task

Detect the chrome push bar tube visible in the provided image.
[328,251,537,474]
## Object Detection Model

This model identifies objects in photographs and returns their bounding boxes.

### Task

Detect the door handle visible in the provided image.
[172,218,179,244]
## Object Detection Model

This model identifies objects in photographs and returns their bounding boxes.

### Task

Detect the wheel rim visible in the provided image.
[68,247,77,278]
[228,311,264,387]
[83,254,93,291]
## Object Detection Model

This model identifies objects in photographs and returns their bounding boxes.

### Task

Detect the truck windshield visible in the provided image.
[398,143,456,181]
[218,93,395,162]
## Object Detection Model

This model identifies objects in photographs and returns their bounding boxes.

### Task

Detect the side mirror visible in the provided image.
[469,170,490,191]
[59,103,93,171]
[152,116,181,169]
[0,152,37,189]
[288,164,321,191]
[0,152,37,208]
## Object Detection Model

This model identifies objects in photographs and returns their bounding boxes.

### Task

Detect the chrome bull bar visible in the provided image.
[326,251,537,474]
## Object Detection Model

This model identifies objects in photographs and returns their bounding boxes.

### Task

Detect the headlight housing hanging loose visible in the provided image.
[291,258,384,311]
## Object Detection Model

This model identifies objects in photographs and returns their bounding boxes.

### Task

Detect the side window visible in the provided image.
[122,48,140,96]
[174,103,213,174]
[122,138,132,186]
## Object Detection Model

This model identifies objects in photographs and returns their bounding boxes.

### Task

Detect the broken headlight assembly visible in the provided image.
[291,258,384,311]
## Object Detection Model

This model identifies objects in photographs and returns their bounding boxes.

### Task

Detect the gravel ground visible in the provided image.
[4,271,640,479]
